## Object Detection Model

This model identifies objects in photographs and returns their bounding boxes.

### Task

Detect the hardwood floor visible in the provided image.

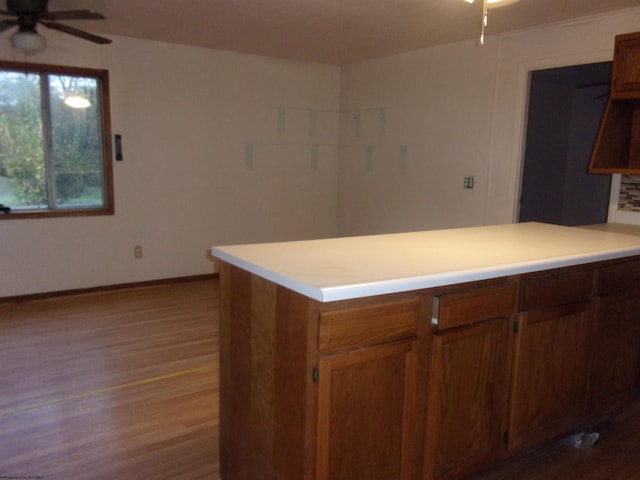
[1,278,639,479]
[0,280,220,480]
[470,401,640,479]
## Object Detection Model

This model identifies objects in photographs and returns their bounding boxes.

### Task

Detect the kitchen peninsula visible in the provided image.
[212,222,640,480]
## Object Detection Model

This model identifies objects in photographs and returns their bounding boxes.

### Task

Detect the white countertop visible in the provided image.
[211,222,640,302]
[579,222,640,237]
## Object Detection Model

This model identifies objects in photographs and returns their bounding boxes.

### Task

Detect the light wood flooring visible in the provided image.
[470,401,640,479]
[0,279,220,480]
[1,278,640,479]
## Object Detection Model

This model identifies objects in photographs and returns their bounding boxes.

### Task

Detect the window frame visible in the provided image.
[0,61,114,220]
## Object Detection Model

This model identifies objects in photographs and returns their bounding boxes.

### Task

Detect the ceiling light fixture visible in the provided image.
[464,0,520,45]
[464,0,520,6]
[10,29,46,55]
[2,1,111,55]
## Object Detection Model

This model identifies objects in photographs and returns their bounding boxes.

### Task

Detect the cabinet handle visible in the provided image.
[431,296,440,327]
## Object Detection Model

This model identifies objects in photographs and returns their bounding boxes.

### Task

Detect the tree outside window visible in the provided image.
[0,62,113,218]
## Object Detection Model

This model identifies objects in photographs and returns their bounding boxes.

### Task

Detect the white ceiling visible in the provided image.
[5,0,640,65]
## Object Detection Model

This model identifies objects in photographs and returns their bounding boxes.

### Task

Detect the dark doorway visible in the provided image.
[519,62,612,226]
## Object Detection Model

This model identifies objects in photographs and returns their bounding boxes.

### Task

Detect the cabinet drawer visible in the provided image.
[520,269,593,311]
[319,299,421,353]
[598,259,640,296]
[432,283,516,330]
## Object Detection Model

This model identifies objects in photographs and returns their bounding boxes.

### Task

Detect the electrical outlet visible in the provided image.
[464,176,475,189]
[134,245,143,258]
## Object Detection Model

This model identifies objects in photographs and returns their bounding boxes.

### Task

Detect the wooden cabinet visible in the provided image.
[590,31,640,173]
[612,32,640,99]
[218,257,640,480]
[589,99,640,173]
[219,265,319,480]
[587,259,640,415]
[424,282,515,480]
[508,269,593,453]
[219,264,430,480]
[316,298,427,480]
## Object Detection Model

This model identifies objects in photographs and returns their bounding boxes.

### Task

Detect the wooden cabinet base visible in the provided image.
[218,259,640,480]
[219,264,318,480]
[219,262,427,480]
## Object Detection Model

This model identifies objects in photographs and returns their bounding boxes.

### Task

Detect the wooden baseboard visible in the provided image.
[0,273,219,304]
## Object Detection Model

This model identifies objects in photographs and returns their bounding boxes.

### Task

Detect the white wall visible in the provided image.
[338,7,640,236]
[338,38,498,236]
[0,34,340,296]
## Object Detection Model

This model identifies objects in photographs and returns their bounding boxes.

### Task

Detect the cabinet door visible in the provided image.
[508,303,589,453]
[587,288,640,414]
[612,32,640,98]
[424,318,511,480]
[316,339,422,480]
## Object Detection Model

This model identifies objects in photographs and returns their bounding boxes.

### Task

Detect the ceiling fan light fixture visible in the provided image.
[2,0,111,52]
[464,0,520,7]
[11,30,46,55]
[464,0,520,46]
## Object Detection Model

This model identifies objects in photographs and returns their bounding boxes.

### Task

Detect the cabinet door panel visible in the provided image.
[588,288,640,413]
[613,33,640,98]
[317,340,420,480]
[509,303,589,452]
[425,318,510,480]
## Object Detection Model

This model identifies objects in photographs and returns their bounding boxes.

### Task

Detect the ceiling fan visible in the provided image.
[0,0,111,54]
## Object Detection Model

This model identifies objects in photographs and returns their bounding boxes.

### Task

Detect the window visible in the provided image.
[0,61,113,219]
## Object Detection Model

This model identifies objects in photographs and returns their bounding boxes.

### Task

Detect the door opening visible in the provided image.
[518,62,612,226]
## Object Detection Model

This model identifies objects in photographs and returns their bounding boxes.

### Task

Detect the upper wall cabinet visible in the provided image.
[589,31,640,174]
[612,32,640,99]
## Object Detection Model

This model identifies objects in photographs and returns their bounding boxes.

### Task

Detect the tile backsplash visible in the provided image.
[619,175,640,211]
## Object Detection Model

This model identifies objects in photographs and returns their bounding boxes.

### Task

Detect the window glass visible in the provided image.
[0,71,46,209]
[0,62,113,218]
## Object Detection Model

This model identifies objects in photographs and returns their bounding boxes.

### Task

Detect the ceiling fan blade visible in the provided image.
[40,10,106,21]
[0,19,18,33]
[39,21,112,44]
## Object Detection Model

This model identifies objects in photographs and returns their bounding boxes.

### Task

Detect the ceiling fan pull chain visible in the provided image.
[480,0,488,45]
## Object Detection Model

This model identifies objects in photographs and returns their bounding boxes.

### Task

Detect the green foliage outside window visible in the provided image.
[0,73,47,206]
